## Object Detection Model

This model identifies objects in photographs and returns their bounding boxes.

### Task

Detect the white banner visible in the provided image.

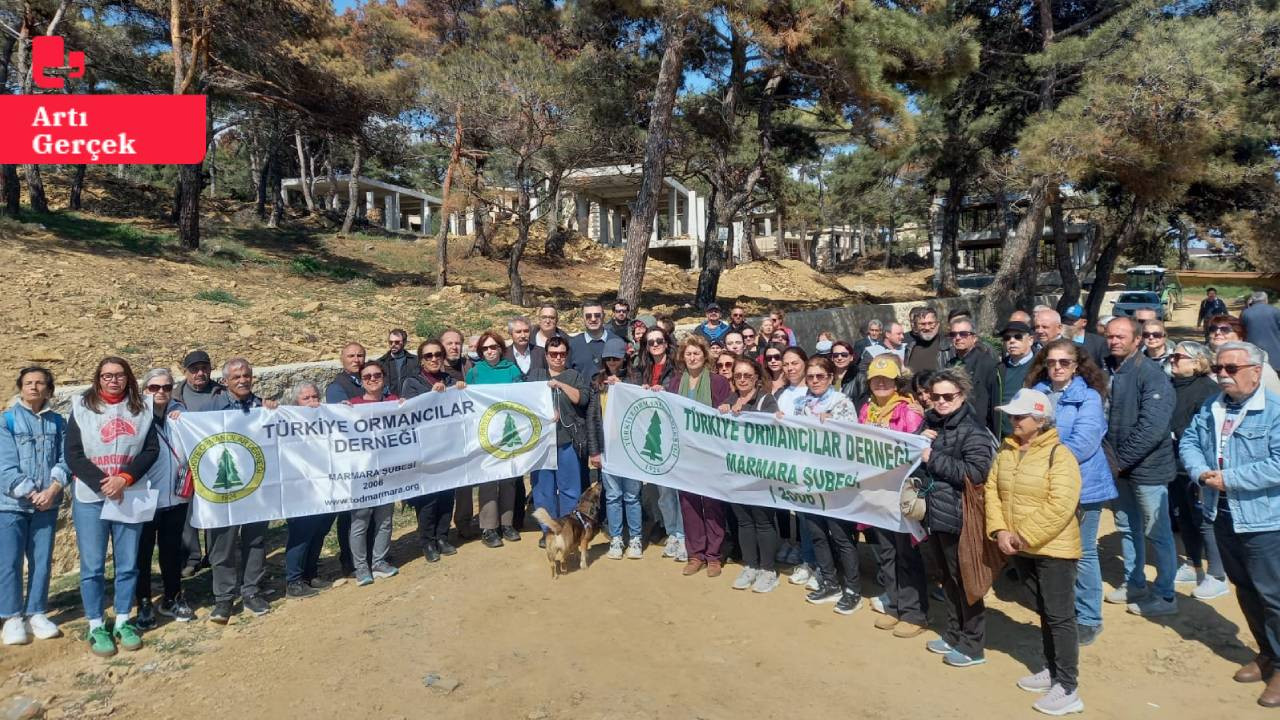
[171,385,557,528]
[602,383,929,535]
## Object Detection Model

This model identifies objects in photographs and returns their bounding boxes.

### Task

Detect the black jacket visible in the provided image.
[1171,373,1218,442]
[504,344,547,376]
[921,404,996,535]
[948,345,1000,434]
[1105,351,1175,485]
[376,350,417,401]
[526,367,590,449]
[400,370,457,399]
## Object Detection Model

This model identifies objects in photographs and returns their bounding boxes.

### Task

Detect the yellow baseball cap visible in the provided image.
[866,355,902,380]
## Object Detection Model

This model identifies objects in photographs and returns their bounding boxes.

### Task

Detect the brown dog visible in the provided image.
[531,482,602,579]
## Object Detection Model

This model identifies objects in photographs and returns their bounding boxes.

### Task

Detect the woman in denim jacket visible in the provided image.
[0,367,69,645]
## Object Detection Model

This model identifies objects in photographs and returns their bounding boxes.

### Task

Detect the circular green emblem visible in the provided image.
[620,397,680,475]
[190,432,265,504]
[478,401,542,459]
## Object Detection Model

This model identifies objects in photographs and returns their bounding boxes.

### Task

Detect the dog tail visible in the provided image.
[531,507,561,534]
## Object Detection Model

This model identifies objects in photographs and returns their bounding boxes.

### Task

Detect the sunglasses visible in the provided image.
[539,314,557,321]
[481,344,501,351]
[1142,332,1166,339]
[742,333,756,339]
[584,312,603,319]
[716,361,735,369]
[930,391,961,402]
[146,383,174,393]
[1168,353,1191,363]
[422,351,444,359]
[732,372,756,380]
[1211,363,1258,375]
[361,372,384,381]
[547,351,568,358]
[948,331,975,339]
[805,373,829,380]
[1002,333,1025,342]
[1208,325,1234,335]
[647,338,667,346]
[765,355,782,362]
[1045,358,1076,369]
[614,308,628,313]
[831,351,850,359]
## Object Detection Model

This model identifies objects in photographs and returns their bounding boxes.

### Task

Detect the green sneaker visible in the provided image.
[88,626,117,658]
[113,620,143,652]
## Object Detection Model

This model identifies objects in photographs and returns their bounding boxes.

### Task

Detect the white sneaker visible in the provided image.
[626,537,644,559]
[2,616,29,646]
[607,537,624,560]
[806,573,820,591]
[789,565,813,586]
[26,613,61,640]
[1174,563,1201,585]
[662,536,679,558]
[675,539,688,563]
[1193,575,1230,600]
[732,566,759,590]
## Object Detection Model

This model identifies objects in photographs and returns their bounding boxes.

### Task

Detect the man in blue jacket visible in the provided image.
[1180,341,1280,707]
[1102,317,1179,618]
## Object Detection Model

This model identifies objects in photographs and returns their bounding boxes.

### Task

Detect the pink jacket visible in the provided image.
[858,400,924,434]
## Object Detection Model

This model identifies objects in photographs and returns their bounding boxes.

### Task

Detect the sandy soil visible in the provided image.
[0,507,1268,720]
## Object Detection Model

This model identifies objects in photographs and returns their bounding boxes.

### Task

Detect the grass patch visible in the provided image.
[285,310,309,320]
[194,289,248,307]
[33,211,176,254]
[290,255,364,281]
[118,344,142,355]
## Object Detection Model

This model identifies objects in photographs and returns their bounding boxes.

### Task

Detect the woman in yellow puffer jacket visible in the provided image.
[985,388,1084,717]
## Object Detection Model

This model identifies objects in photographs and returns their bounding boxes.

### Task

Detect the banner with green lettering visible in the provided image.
[602,383,929,535]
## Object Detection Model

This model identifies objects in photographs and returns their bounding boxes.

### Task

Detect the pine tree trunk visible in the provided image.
[435,107,463,288]
[177,163,201,248]
[695,195,729,309]
[294,130,315,213]
[340,137,362,235]
[1084,197,1148,328]
[255,156,269,220]
[977,176,1050,333]
[25,166,47,214]
[617,14,691,308]
[267,150,283,229]
[508,173,531,306]
[1051,188,1082,313]
[68,164,86,210]
[0,34,18,216]
[937,180,963,296]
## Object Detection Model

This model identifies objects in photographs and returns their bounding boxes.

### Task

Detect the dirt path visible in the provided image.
[0,509,1269,720]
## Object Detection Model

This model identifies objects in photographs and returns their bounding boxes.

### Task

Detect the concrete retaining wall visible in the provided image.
[778,296,983,350]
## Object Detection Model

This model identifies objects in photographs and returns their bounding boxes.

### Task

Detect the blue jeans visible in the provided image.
[1075,502,1105,628]
[73,498,142,622]
[1113,481,1177,600]
[602,471,642,540]
[658,485,683,539]
[532,443,582,530]
[0,510,57,618]
[285,512,335,583]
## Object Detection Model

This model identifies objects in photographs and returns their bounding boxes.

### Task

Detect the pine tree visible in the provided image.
[499,413,522,449]
[640,412,664,462]
[212,449,243,491]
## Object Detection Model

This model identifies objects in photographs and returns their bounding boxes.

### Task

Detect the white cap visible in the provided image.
[996,388,1055,420]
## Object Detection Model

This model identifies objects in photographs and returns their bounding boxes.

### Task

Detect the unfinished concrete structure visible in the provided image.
[282,175,442,235]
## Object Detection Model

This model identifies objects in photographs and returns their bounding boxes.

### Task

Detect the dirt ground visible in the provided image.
[0,507,1267,720]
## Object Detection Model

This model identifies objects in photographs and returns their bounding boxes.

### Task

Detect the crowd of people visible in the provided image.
[3,292,1280,715]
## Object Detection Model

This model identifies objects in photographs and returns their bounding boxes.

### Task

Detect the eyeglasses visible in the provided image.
[831,351,850,359]
[361,372,384,381]
[731,313,744,318]
[1208,325,1234,335]
[716,362,735,369]
[930,391,961,402]
[805,373,829,380]
[1211,363,1258,375]
[948,331,975,339]
[584,312,603,319]
[481,344,501,351]
[539,314,557,320]
[647,338,667,346]
[1002,333,1025,342]
[146,383,174,393]
[99,373,127,382]
[1142,332,1166,339]
[547,351,567,358]
[1045,358,1076,369]
[422,351,444,359]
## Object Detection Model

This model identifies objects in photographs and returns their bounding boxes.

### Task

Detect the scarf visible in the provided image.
[796,386,837,416]
[865,393,914,428]
[678,369,713,407]
[101,390,125,405]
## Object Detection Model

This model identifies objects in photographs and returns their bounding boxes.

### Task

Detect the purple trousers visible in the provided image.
[680,491,725,563]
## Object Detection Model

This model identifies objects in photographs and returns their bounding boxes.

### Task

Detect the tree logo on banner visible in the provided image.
[479,401,542,460]
[620,397,680,475]
[189,432,265,503]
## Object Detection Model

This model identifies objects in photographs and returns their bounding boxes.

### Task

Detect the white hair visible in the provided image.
[222,357,252,376]
[141,367,173,387]
[282,381,320,406]
[1216,341,1265,366]
[1252,291,1269,305]
[1035,308,1061,325]
[507,316,531,334]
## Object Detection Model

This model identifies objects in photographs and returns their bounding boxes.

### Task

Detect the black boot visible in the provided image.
[481,529,504,548]
[423,540,441,563]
